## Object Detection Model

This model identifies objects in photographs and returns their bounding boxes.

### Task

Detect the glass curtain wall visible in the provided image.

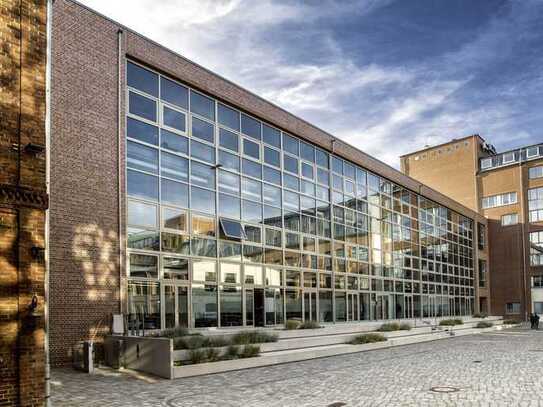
[125,60,475,330]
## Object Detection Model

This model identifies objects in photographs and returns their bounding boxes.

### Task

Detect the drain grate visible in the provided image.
[430,386,460,393]
[472,360,482,363]
[327,403,347,407]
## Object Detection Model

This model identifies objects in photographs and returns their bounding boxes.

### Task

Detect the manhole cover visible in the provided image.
[327,403,347,407]
[430,386,460,393]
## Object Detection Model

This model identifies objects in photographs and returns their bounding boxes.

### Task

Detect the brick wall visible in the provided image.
[0,0,47,406]
[49,0,121,366]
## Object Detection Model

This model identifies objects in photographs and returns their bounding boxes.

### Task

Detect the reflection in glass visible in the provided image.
[220,286,243,326]
[192,284,217,327]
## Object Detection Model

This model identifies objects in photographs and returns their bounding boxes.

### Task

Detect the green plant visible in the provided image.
[160,327,190,338]
[399,322,412,331]
[476,321,493,328]
[231,331,278,345]
[239,344,261,358]
[285,319,301,330]
[348,333,387,345]
[188,349,206,364]
[298,320,321,329]
[224,345,240,360]
[206,336,229,348]
[205,347,221,362]
[503,319,520,325]
[439,319,464,326]
[377,322,401,332]
[473,312,488,319]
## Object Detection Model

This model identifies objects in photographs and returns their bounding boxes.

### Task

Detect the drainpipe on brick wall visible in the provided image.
[519,148,528,321]
[117,28,124,317]
[44,0,53,404]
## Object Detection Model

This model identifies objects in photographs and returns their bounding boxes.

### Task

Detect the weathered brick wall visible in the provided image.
[0,0,47,406]
[49,0,121,366]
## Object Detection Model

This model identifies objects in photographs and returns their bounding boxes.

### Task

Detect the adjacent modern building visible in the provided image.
[402,135,543,319]
[46,0,489,367]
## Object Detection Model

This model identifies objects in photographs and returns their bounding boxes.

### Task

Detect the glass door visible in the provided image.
[163,284,189,329]
[347,293,359,322]
[245,289,254,327]
[405,295,414,319]
[303,291,317,322]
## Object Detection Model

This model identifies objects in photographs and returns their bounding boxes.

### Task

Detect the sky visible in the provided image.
[79,0,543,167]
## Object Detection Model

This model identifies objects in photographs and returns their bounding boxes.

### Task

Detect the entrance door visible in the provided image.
[347,293,359,322]
[253,288,265,327]
[303,291,317,322]
[163,284,189,329]
[405,295,414,319]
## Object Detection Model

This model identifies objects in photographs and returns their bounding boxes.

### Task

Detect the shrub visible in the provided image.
[205,347,221,362]
[285,320,301,330]
[231,331,278,345]
[239,344,261,358]
[299,320,321,329]
[206,336,229,348]
[224,345,240,360]
[473,312,488,319]
[399,322,412,331]
[377,322,401,332]
[476,321,493,328]
[348,333,387,345]
[439,319,463,326]
[503,319,521,325]
[160,327,190,338]
[188,349,206,364]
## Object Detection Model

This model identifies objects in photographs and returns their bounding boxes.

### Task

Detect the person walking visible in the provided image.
[530,313,536,329]
[535,313,540,330]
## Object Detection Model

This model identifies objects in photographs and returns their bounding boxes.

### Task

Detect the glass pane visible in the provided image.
[242,178,262,201]
[219,241,242,261]
[265,228,282,247]
[316,149,329,168]
[178,287,189,327]
[243,200,262,223]
[264,205,282,227]
[242,159,262,178]
[129,253,158,278]
[219,128,239,152]
[284,154,298,174]
[263,166,281,185]
[163,257,189,280]
[191,161,215,189]
[219,170,240,195]
[218,103,240,131]
[127,228,159,251]
[190,91,215,120]
[163,106,186,132]
[220,286,243,327]
[300,142,315,162]
[165,285,175,328]
[284,174,299,191]
[160,77,188,109]
[244,225,261,243]
[264,147,280,167]
[192,116,214,143]
[127,62,158,97]
[127,117,158,145]
[243,139,260,159]
[161,129,188,154]
[193,259,216,282]
[265,268,282,286]
[191,186,216,214]
[285,290,302,320]
[192,214,215,236]
[319,291,333,322]
[262,124,281,148]
[302,162,314,179]
[244,265,262,285]
[219,150,240,172]
[161,232,190,254]
[241,113,261,140]
[220,263,241,284]
[191,237,217,257]
[161,152,188,181]
[129,91,156,122]
[283,134,299,155]
[128,200,157,228]
[162,207,187,231]
[219,194,241,219]
[263,184,281,206]
[128,281,160,330]
[191,140,215,163]
[192,284,217,327]
[161,179,188,207]
[127,170,158,201]
[127,141,158,173]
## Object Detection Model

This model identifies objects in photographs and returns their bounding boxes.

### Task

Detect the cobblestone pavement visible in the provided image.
[51,327,543,406]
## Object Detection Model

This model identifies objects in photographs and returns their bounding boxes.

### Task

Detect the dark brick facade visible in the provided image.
[0,0,48,405]
[48,0,487,367]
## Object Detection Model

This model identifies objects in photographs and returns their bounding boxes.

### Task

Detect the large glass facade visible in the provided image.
[125,60,475,329]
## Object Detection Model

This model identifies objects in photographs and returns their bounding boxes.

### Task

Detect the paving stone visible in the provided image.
[51,327,543,406]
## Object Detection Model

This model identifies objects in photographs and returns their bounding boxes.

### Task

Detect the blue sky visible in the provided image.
[80,0,543,167]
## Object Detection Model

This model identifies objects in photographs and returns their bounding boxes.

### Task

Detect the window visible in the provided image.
[190,161,215,189]
[501,213,518,226]
[243,200,262,223]
[163,106,186,133]
[128,200,157,228]
[160,77,188,109]
[532,275,543,288]
[191,140,215,163]
[242,159,262,179]
[191,117,214,143]
[316,149,329,168]
[161,129,188,154]
[129,253,158,278]
[262,124,281,148]
[161,152,188,181]
[129,92,156,122]
[127,117,158,145]
[192,284,217,327]
[530,231,543,266]
[218,170,239,195]
[192,214,215,236]
[505,302,520,314]
[127,141,158,174]
[219,150,239,172]
[219,194,240,219]
[283,134,299,155]
[191,186,216,214]
[190,91,215,121]
[127,62,158,97]
[243,139,260,159]
[218,103,240,131]
[527,146,539,158]
[477,223,486,249]
[283,154,298,174]
[300,142,315,162]
[478,259,486,288]
[529,166,543,179]
[480,158,492,169]
[502,152,515,164]
[161,179,188,208]
[220,218,247,239]
[241,114,261,140]
[529,187,543,222]
[162,207,187,232]
[481,192,517,209]
[127,170,158,201]
[264,147,280,167]
[162,257,189,280]
[219,128,238,152]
